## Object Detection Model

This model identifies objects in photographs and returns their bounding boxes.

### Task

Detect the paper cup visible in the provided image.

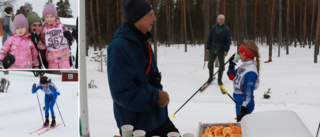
[182,133,194,137]
[121,125,134,137]
[232,54,241,63]
[133,130,146,137]
[167,132,180,137]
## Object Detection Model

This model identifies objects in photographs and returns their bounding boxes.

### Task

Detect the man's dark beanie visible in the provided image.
[122,0,153,24]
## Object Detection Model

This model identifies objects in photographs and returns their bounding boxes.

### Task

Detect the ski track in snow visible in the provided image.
[86,44,320,137]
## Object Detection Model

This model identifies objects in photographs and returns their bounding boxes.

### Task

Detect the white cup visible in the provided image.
[232,54,241,63]
[182,133,194,137]
[121,125,134,137]
[167,132,180,137]
[133,130,146,137]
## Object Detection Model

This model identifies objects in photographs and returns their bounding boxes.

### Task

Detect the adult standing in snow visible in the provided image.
[2,7,14,45]
[107,0,179,136]
[32,76,60,127]
[227,41,260,122]
[27,11,48,69]
[206,14,231,92]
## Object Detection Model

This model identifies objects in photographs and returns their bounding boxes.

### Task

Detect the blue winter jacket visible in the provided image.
[107,23,167,132]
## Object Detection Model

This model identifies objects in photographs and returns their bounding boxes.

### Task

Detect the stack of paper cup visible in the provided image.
[133,130,146,137]
[167,132,180,137]
[121,125,134,137]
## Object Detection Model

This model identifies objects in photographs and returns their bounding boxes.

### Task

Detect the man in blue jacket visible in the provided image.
[107,0,179,136]
[206,14,231,93]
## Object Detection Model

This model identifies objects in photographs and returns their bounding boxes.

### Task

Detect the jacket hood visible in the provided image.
[113,23,151,45]
[2,12,12,18]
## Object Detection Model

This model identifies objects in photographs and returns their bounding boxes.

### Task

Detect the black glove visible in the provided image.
[63,31,73,45]
[149,72,162,87]
[72,28,78,40]
[228,55,237,70]
[237,106,249,121]
[31,32,40,50]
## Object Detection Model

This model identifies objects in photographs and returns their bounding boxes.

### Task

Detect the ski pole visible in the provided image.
[172,54,237,118]
[52,94,66,127]
[172,80,210,118]
[35,90,44,123]
[316,121,320,137]
[219,85,238,105]
[33,30,45,69]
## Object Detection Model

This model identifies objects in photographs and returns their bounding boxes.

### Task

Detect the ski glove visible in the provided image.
[32,83,37,94]
[237,106,249,121]
[63,31,73,44]
[157,90,169,108]
[31,31,40,50]
[149,72,162,87]
[49,85,60,95]
[228,55,237,70]
[0,61,4,69]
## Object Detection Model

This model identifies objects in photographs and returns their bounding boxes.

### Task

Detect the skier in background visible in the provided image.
[227,40,260,122]
[32,76,60,127]
[206,14,231,93]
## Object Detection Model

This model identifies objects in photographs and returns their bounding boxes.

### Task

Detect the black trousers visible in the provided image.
[145,118,179,137]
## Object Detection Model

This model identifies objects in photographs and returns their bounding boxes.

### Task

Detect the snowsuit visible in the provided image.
[37,20,72,69]
[207,23,231,84]
[0,33,39,69]
[2,12,14,45]
[227,60,259,122]
[108,23,178,134]
[32,82,60,117]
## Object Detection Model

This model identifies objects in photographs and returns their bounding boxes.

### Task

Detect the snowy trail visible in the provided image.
[86,44,320,137]
[0,71,78,137]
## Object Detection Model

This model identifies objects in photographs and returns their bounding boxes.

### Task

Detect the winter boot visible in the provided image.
[51,117,56,127]
[43,116,49,127]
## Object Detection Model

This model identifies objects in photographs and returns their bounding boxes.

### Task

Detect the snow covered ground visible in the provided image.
[86,44,320,137]
[0,71,78,137]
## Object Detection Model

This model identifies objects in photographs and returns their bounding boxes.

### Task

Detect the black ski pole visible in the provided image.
[35,89,44,123]
[316,121,320,137]
[211,53,236,78]
[52,94,66,127]
[172,53,237,118]
[33,29,45,69]
[219,85,238,105]
[172,80,210,118]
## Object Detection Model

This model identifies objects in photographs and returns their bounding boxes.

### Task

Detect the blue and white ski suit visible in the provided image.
[227,60,259,121]
[32,82,60,117]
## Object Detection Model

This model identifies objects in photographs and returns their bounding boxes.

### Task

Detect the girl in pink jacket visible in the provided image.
[36,3,73,69]
[0,14,39,69]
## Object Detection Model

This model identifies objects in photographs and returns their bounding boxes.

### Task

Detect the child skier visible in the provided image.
[227,40,260,122]
[0,14,39,69]
[36,3,73,69]
[32,76,60,127]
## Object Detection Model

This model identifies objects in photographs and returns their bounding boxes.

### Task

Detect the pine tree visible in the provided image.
[16,2,33,17]
[56,0,73,18]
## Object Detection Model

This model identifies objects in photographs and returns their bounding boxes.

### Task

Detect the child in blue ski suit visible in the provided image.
[32,76,60,127]
[227,41,260,122]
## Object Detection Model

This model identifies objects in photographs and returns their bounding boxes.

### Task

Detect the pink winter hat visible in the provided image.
[13,14,29,31]
[42,3,57,18]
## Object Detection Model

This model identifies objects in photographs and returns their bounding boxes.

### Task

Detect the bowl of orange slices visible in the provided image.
[197,122,242,137]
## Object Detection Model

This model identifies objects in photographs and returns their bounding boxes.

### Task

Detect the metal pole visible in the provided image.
[80,0,90,136]
[36,91,44,123]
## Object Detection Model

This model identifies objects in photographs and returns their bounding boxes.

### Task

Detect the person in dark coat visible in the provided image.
[2,7,14,45]
[107,0,179,136]
[206,14,231,91]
